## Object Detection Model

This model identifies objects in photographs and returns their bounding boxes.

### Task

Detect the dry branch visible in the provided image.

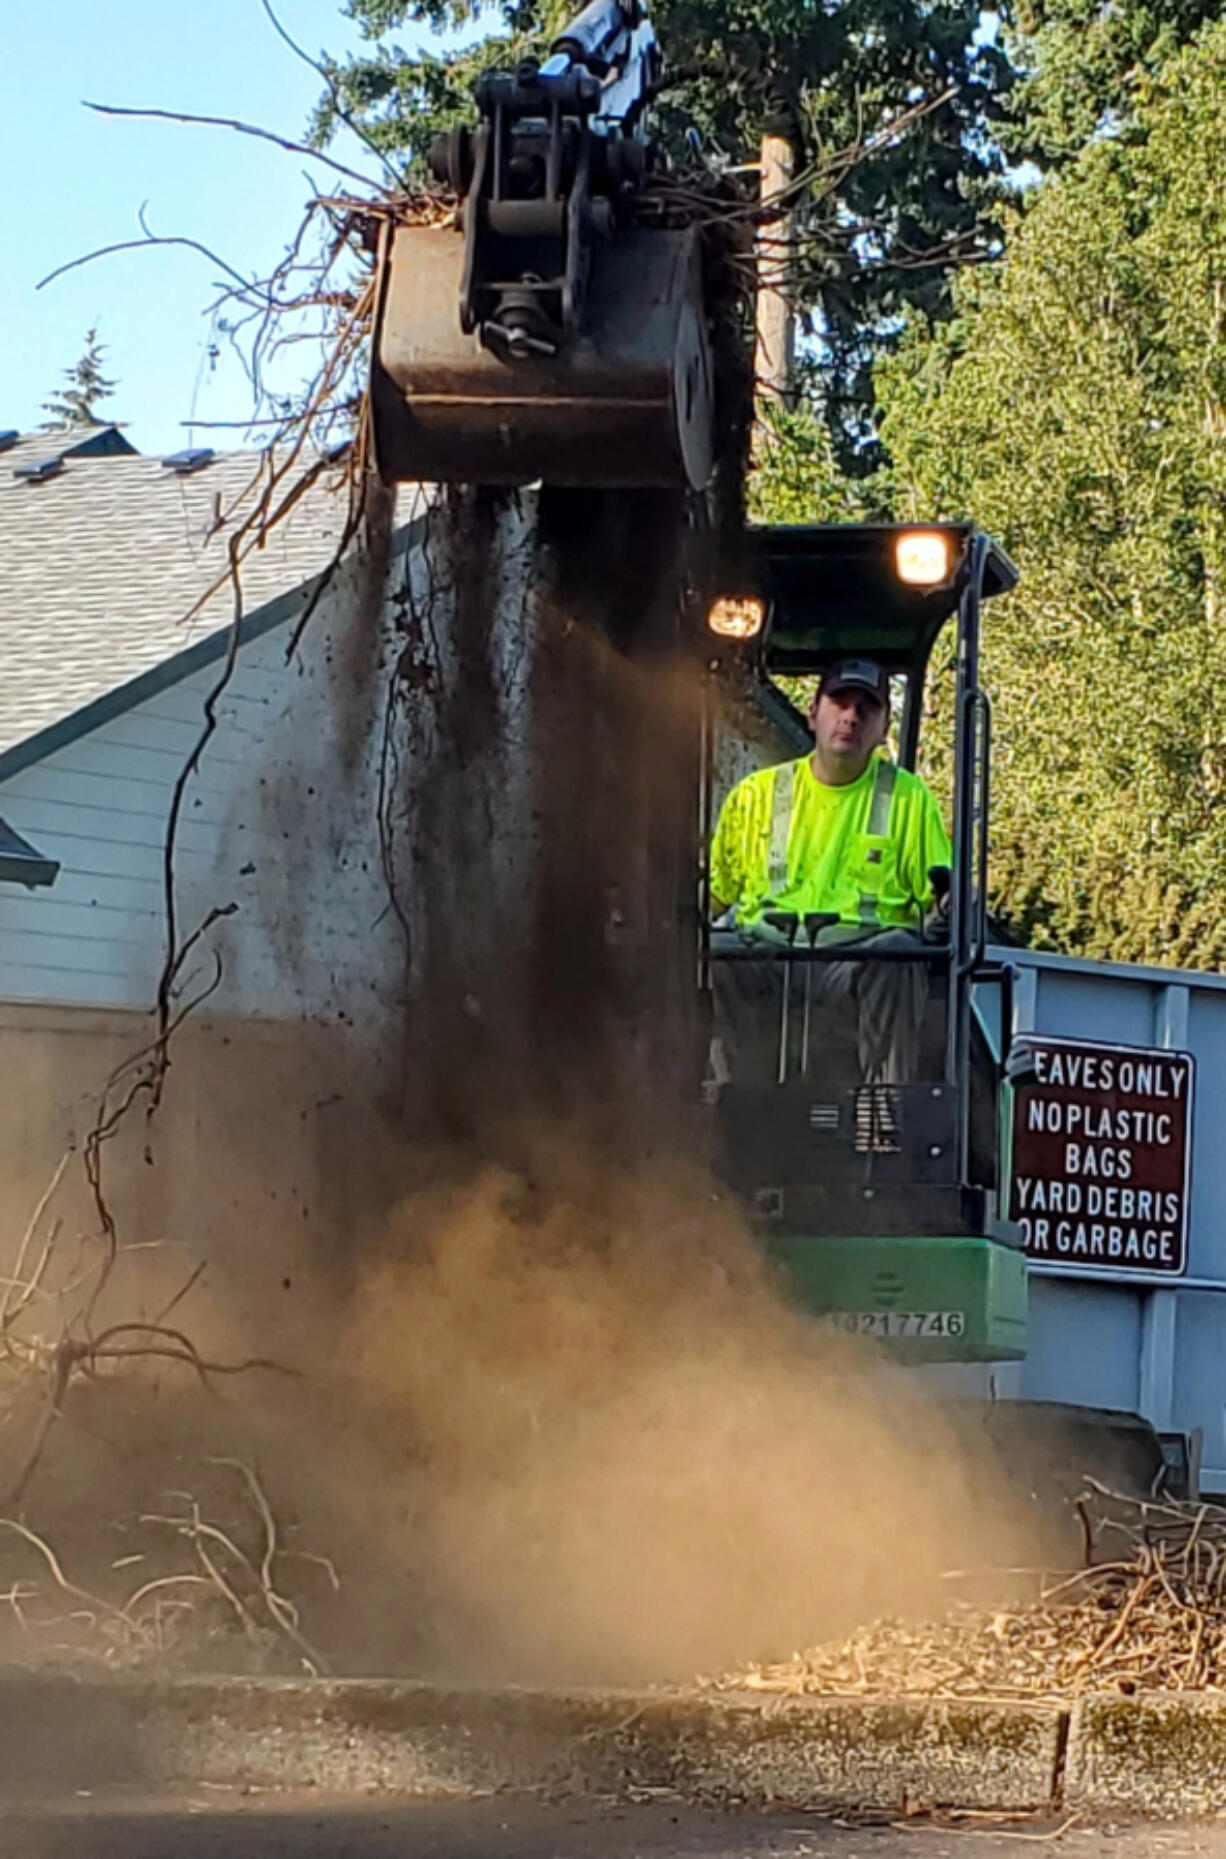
[82,100,382,193]
[258,0,404,190]
[709,1486,1226,1701]
[0,1151,73,1335]
[0,1465,329,1670]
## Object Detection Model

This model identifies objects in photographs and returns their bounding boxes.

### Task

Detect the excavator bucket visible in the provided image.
[371,221,715,490]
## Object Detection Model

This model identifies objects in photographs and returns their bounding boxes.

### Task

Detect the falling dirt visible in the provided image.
[0,484,1040,1689]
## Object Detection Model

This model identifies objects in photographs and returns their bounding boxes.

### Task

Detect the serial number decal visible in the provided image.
[820,1310,967,1339]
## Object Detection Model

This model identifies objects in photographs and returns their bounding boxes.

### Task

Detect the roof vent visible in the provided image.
[162,447,215,476]
[0,431,18,454]
[14,457,65,484]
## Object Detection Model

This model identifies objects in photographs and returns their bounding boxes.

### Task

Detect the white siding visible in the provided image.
[0,552,400,1024]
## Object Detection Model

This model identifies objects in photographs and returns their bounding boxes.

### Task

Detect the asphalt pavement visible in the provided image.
[6,1794,1226,1859]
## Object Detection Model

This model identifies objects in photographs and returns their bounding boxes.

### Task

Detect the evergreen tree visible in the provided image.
[41,327,117,430]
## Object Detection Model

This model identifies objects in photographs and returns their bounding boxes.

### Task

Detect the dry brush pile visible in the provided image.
[710,1482,1226,1701]
[0,1147,335,1674]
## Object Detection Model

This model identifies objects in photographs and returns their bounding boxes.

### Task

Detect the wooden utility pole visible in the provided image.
[752,122,796,444]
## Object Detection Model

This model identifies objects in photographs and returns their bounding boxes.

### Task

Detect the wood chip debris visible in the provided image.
[704,1485,1226,1701]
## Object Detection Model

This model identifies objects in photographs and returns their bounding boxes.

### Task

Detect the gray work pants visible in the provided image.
[711,928,931,1087]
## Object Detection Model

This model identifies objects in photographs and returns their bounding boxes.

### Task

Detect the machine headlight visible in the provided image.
[707,596,765,639]
[895,530,952,587]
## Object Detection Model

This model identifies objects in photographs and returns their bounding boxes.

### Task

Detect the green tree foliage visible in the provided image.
[749,390,891,524]
[41,327,117,431]
[878,20,1226,968]
[317,0,1013,463]
[1000,0,1226,163]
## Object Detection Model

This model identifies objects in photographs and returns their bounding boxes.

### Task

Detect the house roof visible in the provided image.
[0,425,354,755]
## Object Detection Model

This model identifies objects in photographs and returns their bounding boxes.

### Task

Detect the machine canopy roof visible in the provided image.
[753,524,1016,678]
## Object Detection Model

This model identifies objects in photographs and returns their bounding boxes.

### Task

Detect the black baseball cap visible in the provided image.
[818,658,890,706]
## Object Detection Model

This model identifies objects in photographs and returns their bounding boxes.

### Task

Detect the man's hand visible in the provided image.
[922,901,950,944]
[922,864,952,943]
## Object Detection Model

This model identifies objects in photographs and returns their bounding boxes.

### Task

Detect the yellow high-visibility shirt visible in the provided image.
[710,754,951,932]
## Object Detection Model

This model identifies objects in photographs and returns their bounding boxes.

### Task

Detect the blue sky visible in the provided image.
[2,1,414,455]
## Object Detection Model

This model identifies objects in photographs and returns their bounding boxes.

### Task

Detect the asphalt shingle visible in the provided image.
[0,427,353,754]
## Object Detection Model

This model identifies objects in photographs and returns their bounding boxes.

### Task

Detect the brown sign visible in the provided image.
[1008,1038,1194,1275]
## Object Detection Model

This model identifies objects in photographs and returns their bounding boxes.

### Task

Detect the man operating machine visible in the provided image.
[709,656,950,1090]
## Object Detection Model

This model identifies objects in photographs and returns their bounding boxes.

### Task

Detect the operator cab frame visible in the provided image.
[700,523,1026,1361]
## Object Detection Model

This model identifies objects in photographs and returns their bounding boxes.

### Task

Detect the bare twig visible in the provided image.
[206,1457,328,1672]
[152,1258,208,1327]
[84,1321,297,1383]
[258,0,404,190]
[0,1149,73,1335]
[39,234,257,297]
[0,1519,141,1639]
[82,101,380,192]
[144,1473,329,1674]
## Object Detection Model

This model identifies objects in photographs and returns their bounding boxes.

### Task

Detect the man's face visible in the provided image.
[809,684,889,777]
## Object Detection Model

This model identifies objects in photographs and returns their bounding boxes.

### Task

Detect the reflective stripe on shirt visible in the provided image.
[866,759,896,836]
[767,761,796,894]
[859,760,897,922]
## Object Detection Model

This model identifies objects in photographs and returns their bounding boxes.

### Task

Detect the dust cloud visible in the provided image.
[0,486,1037,1685]
[302,1142,1030,1685]
[0,1067,1036,1686]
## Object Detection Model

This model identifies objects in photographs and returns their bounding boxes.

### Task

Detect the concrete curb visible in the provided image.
[1066,1693,1226,1817]
[0,1675,1063,1811]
